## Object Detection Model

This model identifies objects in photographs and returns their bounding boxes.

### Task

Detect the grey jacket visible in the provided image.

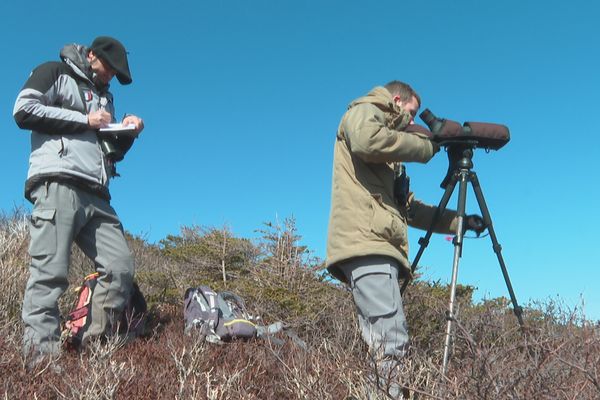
[13,44,116,201]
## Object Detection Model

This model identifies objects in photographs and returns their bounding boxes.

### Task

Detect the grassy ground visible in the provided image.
[1,211,599,399]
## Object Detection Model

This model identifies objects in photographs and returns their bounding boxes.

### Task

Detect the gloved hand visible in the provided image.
[465,214,486,236]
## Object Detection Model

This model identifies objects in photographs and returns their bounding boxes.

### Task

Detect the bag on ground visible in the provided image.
[183,286,257,342]
[62,272,147,349]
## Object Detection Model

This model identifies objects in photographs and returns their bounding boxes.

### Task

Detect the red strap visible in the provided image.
[68,306,89,321]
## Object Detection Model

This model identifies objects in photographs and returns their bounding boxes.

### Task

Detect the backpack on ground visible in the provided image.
[62,272,147,349]
[183,286,257,342]
[183,285,308,349]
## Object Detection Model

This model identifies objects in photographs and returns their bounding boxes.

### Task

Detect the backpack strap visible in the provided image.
[197,286,219,330]
[255,321,308,350]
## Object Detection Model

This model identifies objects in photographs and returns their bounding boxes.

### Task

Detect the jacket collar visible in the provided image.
[59,44,110,92]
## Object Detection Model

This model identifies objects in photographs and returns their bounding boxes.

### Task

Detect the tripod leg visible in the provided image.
[469,172,525,328]
[400,172,459,295]
[442,169,469,374]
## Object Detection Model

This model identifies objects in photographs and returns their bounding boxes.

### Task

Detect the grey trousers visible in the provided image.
[22,181,134,355]
[341,255,409,359]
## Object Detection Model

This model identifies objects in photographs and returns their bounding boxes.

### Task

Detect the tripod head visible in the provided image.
[439,143,475,189]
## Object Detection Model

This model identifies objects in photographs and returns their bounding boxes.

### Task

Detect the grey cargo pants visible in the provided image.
[342,256,409,398]
[22,181,134,356]
[341,255,409,359]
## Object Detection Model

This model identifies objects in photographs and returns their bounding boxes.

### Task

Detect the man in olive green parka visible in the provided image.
[326,81,483,395]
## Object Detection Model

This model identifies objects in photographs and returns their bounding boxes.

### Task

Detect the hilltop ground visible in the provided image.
[1,211,598,399]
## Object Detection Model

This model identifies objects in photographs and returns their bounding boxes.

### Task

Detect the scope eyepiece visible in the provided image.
[419,109,442,133]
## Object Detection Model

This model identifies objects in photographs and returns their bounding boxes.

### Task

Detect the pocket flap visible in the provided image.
[32,208,56,222]
[352,263,393,281]
[350,263,397,317]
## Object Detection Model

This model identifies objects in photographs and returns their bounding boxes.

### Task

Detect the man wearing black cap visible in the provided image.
[13,36,144,368]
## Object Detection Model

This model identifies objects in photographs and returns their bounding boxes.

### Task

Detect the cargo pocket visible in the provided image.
[28,208,57,257]
[370,196,406,247]
[351,264,397,317]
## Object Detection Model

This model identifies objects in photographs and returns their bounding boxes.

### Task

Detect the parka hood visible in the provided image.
[349,87,396,111]
[349,86,412,132]
[59,44,109,91]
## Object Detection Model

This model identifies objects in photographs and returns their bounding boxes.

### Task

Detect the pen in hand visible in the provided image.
[88,97,112,129]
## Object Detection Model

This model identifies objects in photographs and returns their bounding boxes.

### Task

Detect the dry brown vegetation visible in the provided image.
[1,210,599,399]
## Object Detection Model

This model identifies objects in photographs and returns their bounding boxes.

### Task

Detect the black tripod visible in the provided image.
[400,143,525,374]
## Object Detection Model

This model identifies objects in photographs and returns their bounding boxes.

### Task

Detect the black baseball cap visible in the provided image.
[90,36,132,85]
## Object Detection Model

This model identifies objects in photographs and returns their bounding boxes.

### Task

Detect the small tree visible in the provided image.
[160,224,258,285]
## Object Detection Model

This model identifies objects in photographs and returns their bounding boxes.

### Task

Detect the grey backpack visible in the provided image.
[183,286,257,342]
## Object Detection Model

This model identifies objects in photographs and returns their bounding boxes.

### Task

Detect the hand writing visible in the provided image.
[88,109,112,128]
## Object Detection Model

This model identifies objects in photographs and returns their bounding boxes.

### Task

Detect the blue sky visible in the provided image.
[1,1,598,320]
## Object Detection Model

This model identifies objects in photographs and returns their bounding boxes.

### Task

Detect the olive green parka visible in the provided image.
[326,87,458,283]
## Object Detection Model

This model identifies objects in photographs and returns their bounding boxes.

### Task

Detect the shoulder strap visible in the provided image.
[197,286,220,329]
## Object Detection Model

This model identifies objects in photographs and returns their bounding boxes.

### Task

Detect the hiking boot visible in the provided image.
[25,352,63,374]
[80,331,133,354]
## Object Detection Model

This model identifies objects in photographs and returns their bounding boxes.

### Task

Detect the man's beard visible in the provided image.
[92,73,109,91]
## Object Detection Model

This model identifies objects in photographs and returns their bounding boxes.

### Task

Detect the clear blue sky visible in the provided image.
[1,1,598,320]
